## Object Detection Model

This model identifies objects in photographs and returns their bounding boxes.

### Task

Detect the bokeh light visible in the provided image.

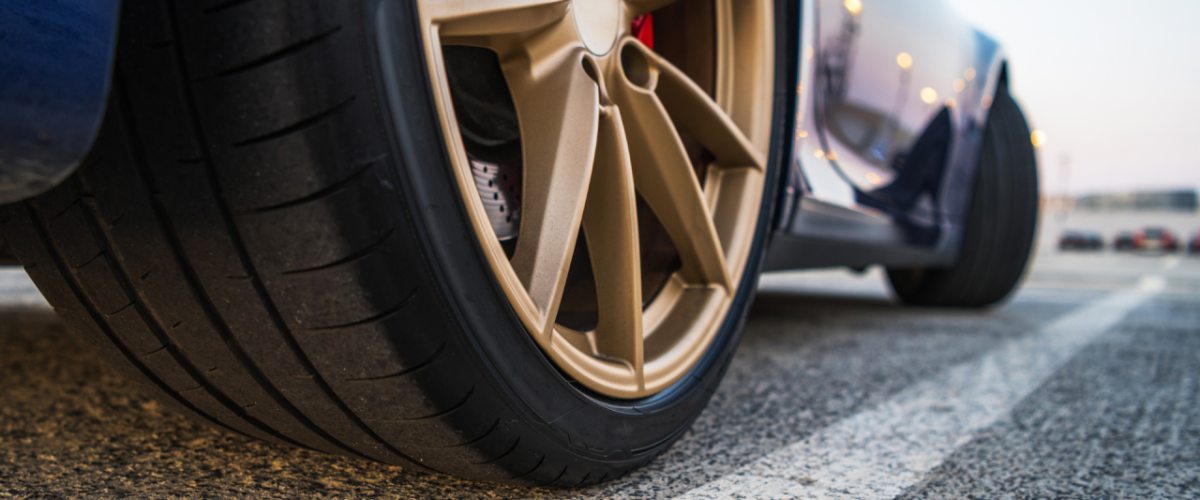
[1032,130,1047,148]
[920,87,938,104]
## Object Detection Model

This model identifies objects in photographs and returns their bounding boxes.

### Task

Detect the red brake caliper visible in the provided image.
[631,14,654,49]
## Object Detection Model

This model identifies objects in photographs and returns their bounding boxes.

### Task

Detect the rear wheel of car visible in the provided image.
[0,0,786,486]
[887,80,1039,307]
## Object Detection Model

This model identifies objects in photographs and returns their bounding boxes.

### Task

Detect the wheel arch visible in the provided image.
[935,31,1016,261]
[0,0,121,204]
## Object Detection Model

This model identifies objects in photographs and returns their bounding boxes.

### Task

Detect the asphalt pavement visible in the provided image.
[2,215,1199,499]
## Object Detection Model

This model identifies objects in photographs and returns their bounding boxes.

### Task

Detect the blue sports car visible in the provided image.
[0,0,1036,485]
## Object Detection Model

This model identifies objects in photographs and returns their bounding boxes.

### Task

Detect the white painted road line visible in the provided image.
[0,268,47,308]
[673,277,1165,500]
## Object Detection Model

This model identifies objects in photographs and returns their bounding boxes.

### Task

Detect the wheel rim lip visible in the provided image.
[414,0,773,399]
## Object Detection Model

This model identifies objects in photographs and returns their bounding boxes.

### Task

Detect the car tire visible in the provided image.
[0,0,789,486]
[886,80,1039,307]
[0,234,16,266]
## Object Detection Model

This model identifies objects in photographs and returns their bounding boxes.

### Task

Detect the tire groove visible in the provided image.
[238,154,384,215]
[537,465,569,486]
[473,437,520,465]
[509,454,546,481]
[436,417,500,450]
[103,299,136,317]
[46,198,82,221]
[388,385,472,422]
[231,97,355,148]
[571,471,592,488]
[139,345,169,358]
[162,0,440,472]
[306,286,417,331]
[201,25,342,81]
[72,249,107,270]
[282,227,395,276]
[347,342,445,383]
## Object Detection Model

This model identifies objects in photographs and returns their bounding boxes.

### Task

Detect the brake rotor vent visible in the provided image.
[470,157,522,241]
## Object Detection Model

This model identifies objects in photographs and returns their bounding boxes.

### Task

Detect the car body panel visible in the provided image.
[0,0,120,203]
[765,0,1005,271]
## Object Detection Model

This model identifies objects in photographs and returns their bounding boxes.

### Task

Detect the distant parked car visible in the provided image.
[1135,227,1179,252]
[1189,233,1200,254]
[1059,230,1104,251]
[1113,231,1137,252]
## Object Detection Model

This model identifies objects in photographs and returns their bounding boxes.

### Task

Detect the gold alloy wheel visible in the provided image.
[417,0,774,398]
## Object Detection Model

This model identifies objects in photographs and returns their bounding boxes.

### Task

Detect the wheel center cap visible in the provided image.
[573,0,621,56]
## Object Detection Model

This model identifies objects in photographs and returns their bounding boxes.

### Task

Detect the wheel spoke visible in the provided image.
[505,50,601,333]
[583,106,644,385]
[644,43,765,170]
[419,0,569,37]
[608,43,732,290]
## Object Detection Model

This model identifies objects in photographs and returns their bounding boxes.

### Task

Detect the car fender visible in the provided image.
[0,0,121,204]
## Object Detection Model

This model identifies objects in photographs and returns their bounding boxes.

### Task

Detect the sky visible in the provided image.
[944,0,1200,195]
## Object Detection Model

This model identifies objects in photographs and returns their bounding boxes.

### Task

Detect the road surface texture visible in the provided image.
[3,211,1199,499]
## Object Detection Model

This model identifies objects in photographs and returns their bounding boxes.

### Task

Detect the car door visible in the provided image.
[800,0,984,240]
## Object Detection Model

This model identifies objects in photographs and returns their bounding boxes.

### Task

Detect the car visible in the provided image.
[0,0,1037,486]
[1135,227,1179,252]
[1113,231,1137,252]
[1059,230,1104,251]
